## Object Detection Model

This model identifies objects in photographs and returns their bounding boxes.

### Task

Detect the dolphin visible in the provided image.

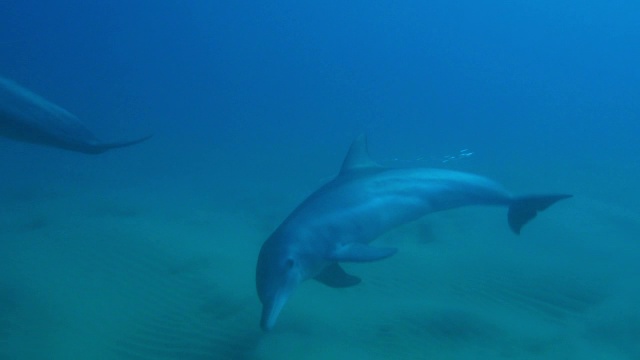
[256,135,571,331]
[0,77,151,154]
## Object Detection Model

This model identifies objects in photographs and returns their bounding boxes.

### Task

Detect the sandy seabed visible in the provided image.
[0,182,638,360]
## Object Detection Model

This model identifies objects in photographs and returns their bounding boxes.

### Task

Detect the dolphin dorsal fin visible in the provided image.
[339,135,382,174]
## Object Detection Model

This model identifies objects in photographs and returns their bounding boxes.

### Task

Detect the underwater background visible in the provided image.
[1,1,639,359]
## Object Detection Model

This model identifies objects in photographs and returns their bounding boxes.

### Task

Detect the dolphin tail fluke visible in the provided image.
[90,134,153,154]
[508,194,572,234]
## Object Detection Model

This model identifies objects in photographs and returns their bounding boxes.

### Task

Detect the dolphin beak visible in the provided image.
[260,290,290,331]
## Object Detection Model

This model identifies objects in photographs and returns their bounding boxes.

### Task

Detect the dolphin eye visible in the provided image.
[285,258,295,269]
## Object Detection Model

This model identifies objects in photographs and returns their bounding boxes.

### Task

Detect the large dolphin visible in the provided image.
[0,77,151,154]
[256,135,571,331]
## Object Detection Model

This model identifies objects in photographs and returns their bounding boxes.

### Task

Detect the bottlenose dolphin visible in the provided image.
[0,77,151,154]
[256,135,571,331]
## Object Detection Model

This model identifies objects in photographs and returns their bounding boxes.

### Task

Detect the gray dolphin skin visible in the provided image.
[256,135,571,331]
[0,77,151,154]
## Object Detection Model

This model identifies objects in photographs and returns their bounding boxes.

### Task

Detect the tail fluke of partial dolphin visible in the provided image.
[85,134,153,154]
[508,194,572,234]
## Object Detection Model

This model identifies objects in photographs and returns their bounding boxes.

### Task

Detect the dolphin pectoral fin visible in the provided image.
[314,263,361,288]
[508,194,573,234]
[329,243,398,263]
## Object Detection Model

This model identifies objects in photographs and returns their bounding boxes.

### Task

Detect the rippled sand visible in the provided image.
[0,188,638,359]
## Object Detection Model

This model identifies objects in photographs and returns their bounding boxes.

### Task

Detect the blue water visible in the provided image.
[1,1,639,359]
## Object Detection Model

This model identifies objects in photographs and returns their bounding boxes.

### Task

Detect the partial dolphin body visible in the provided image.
[256,136,571,331]
[0,77,151,154]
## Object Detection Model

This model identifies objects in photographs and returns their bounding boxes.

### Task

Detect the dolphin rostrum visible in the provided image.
[256,135,571,331]
[0,77,151,154]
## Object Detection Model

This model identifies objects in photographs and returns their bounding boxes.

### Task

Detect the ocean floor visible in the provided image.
[0,181,639,359]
